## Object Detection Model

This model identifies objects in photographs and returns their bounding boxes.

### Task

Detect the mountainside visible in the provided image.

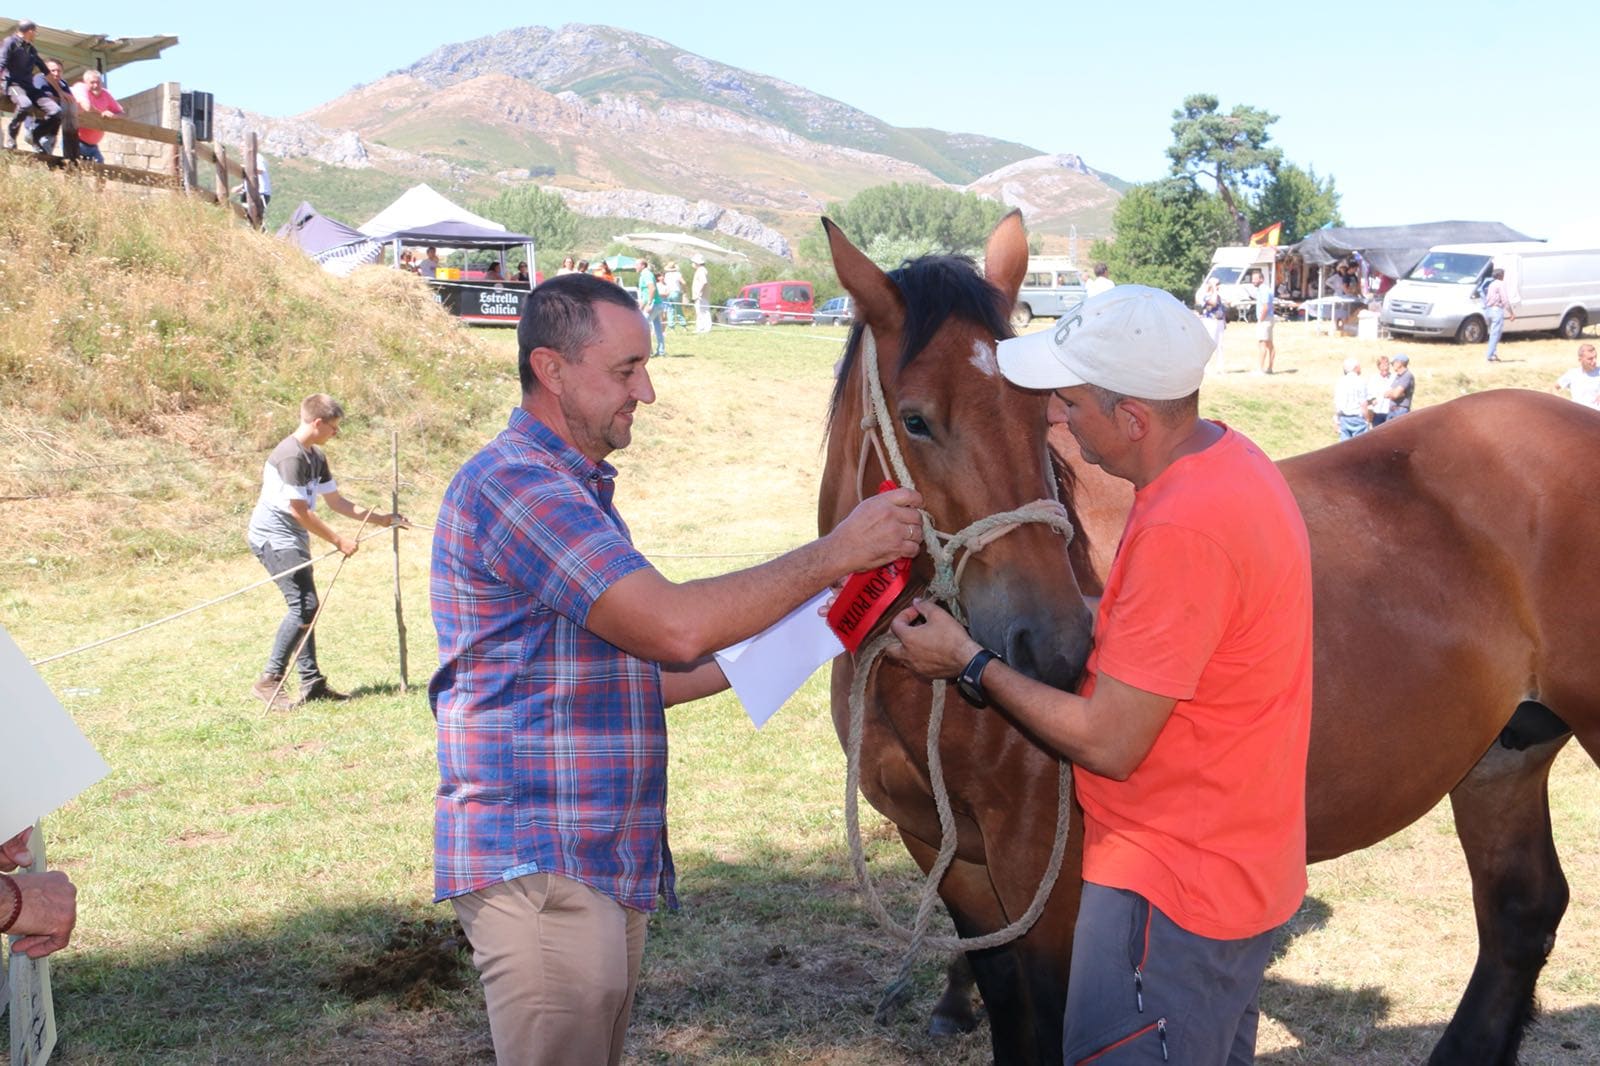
[249,24,1125,258]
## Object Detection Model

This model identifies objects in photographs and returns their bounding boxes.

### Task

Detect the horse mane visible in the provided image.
[827,254,1016,428]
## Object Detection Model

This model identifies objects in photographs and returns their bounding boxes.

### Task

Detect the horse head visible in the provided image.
[819,211,1094,689]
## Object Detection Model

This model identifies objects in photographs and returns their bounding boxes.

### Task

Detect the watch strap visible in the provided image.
[956,648,1001,707]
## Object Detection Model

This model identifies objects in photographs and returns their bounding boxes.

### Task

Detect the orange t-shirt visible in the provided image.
[1076,424,1313,940]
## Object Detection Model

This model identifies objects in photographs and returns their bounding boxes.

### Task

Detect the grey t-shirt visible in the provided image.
[1390,369,1415,413]
[246,435,337,552]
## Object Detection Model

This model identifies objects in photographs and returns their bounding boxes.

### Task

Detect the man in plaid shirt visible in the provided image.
[430,272,923,1065]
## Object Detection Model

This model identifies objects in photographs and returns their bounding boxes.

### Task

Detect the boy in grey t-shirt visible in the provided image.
[246,394,406,708]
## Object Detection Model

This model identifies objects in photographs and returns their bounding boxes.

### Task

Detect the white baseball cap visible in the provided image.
[997,285,1216,399]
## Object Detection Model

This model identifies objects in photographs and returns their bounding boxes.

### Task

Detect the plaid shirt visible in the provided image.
[429,408,674,911]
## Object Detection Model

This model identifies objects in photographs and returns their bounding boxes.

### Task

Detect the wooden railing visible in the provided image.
[0,100,264,228]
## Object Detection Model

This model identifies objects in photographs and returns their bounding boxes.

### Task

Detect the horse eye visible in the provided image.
[901,413,932,439]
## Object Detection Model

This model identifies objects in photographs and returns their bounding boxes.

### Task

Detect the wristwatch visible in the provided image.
[955,648,1002,708]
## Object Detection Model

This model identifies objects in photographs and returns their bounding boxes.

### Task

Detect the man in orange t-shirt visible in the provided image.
[890,285,1313,1065]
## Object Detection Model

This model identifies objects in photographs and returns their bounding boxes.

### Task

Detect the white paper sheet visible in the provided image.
[0,626,111,842]
[714,591,846,728]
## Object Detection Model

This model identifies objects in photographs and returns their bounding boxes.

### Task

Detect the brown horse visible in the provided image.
[820,212,1600,1064]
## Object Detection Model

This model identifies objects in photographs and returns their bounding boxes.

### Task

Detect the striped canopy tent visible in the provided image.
[277,202,383,277]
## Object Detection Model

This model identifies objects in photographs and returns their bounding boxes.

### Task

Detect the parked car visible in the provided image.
[719,298,765,325]
[740,280,815,324]
[814,295,855,327]
[1010,258,1086,326]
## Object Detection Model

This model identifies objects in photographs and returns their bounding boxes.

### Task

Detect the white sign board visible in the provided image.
[0,625,110,842]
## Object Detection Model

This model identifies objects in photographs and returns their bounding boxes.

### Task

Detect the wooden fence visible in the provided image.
[0,101,265,228]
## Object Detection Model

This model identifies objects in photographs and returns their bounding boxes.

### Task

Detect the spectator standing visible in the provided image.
[887,286,1312,1065]
[1334,357,1371,439]
[417,247,439,279]
[1554,343,1600,409]
[71,68,122,164]
[556,256,576,276]
[1084,261,1114,298]
[1246,269,1277,373]
[1386,353,1415,419]
[661,261,686,328]
[1483,267,1514,362]
[1196,276,1227,374]
[1369,354,1394,427]
[1,22,58,153]
[245,394,406,710]
[637,259,666,356]
[691,253,711,334]
[428,273,923,1066]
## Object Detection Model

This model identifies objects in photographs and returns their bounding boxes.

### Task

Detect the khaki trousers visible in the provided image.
[453,873,648,1066]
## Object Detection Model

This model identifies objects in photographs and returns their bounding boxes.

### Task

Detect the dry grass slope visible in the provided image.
[0,159,507,570]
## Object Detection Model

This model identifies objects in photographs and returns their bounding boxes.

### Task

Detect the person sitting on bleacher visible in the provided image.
[0,21,58,153]
[71,68,122,164]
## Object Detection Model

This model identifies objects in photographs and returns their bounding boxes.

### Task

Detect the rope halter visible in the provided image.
[843,324,1078,1020]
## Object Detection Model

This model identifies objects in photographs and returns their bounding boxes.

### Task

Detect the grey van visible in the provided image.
[1011,264,1086,326]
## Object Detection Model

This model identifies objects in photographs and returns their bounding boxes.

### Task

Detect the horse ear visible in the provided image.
[983,209,1029,306]
[822,217,904,330]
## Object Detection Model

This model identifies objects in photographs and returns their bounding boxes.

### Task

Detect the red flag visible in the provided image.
[1249,222,1283,247]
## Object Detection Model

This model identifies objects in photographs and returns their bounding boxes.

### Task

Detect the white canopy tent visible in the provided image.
[614,231,746,263]
[358,184,506,239]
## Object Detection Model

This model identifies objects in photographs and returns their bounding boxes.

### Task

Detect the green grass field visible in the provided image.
[6,315,1600,1063]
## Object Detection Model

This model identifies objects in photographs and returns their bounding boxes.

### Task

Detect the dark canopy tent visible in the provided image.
[277,202,383,276]
[366,219,534,248]
[1290,221,1536,278]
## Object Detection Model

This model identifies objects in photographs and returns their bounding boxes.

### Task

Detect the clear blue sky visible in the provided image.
[59,0,1593,238]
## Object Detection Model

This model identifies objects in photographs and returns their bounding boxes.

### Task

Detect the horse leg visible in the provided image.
[929,954,979,1037]
[1430,721,1572,1065]
[899,832,1063,1065]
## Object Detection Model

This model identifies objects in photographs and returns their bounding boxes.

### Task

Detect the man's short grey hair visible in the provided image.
[1085,384,1198,424]
[517,272,641,393]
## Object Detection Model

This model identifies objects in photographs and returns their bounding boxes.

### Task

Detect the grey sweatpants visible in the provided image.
[1062,883,1279,1064]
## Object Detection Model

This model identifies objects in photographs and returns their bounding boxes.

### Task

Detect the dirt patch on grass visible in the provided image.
[333,917,474,1011]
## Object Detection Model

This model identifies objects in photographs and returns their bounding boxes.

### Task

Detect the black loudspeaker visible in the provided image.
[180,90,214,142]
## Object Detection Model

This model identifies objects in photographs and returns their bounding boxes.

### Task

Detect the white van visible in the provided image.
[1195,246,1278,318]
[1382,242,1600,343]
[1011,257,1086,326]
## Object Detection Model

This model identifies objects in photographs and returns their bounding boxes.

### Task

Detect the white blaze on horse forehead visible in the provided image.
[969,339,998,377]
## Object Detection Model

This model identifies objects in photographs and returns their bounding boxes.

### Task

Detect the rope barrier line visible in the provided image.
[28,526,397,668]
[843,326,1076,1018]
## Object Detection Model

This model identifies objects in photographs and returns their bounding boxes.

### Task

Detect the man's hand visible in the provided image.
[886,598,982,680]
[8,870,77,958]
[0,826,33,872]
[825,488,924,574]
[336,536,359,558]
[385,512,411,530]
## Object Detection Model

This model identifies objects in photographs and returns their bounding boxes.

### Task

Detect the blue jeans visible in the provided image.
[252,543,323,684]
[1486,306,1506,359]
[78,142,104,163]
[1338,414,1369,440]
[648,306,666,354]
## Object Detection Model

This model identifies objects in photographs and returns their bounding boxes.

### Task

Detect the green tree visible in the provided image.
[1167,93,1282,244]
[1249,163,1342,244]
[476,186,581,260]
[801,183,1008,265]
[1088,180,1237,300]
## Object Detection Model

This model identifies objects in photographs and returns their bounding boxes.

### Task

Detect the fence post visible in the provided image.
[392,430,409,693]
[179,118,197,193]
[213,141,230,206]
[243,132,262,230]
